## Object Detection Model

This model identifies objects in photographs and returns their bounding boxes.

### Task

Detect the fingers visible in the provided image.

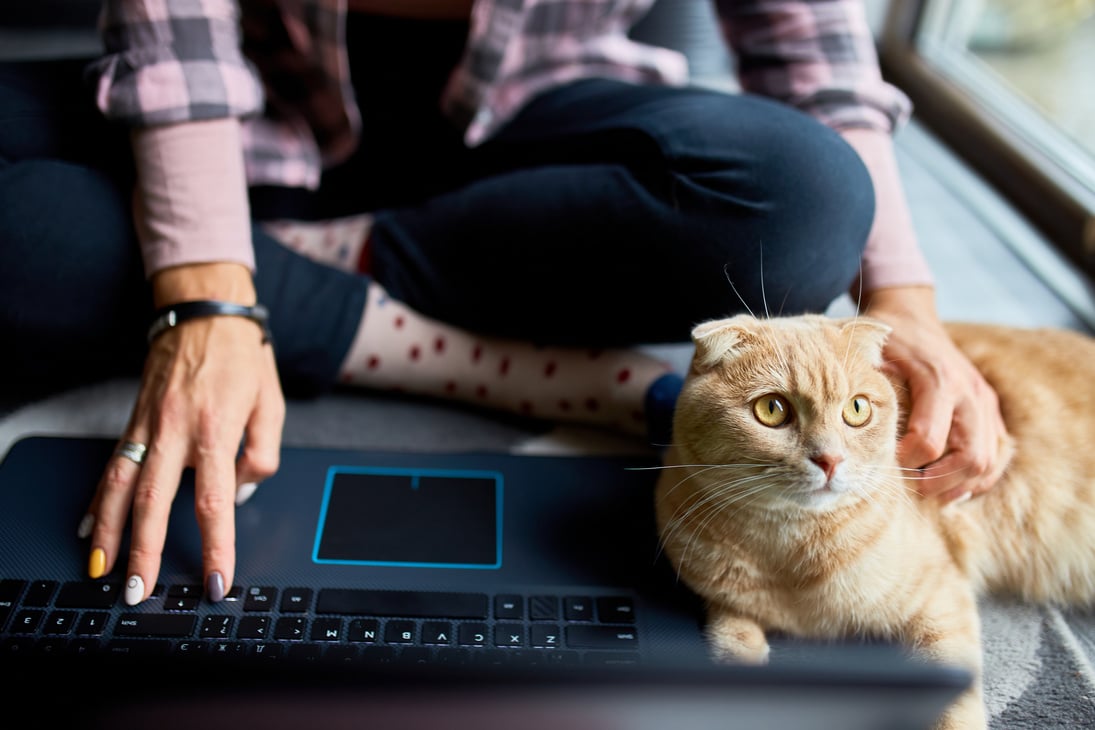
[901,369,1008,502]
[84,438,148,582]
[896,389,953,474]
[194,446,239,603]
[124,440,187,604]
[234,350,285,506]
[78,317,284,605]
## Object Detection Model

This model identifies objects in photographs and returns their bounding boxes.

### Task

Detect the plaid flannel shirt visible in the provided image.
[90,0,911,191]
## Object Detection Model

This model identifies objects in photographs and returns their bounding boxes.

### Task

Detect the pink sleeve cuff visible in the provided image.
[841,127,935,293]
[130,118,256,278]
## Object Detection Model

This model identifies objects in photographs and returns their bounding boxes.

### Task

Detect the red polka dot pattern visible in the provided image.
[340,299,668,438]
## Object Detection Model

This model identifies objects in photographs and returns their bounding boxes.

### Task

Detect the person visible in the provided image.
[0,0,1008,608]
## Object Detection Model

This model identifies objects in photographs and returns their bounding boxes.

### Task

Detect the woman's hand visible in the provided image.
[82,263,285,605]
[864,286,1009,502]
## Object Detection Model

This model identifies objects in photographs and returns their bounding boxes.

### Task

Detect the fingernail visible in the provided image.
[206,571,226,603]
[88,548,106,579]
[77,514,95,539]
[953,491,973,504]
[235,482,258,506]
[124,574,145,606]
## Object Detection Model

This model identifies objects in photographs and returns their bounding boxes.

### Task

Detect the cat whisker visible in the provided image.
[723,264,756,319]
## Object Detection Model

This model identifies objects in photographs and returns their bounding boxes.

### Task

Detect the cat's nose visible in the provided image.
[810,453,844,481]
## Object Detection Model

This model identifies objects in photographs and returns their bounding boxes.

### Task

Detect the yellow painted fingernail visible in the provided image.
[88,548,106,579]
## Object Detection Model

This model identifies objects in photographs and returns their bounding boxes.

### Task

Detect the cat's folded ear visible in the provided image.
[690,315,759,370]
[836,317,893,367]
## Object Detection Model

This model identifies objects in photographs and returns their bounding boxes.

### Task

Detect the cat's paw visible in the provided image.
[705,614,770,664]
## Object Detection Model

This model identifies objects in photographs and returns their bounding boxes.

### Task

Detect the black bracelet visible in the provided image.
[147,300,272,344]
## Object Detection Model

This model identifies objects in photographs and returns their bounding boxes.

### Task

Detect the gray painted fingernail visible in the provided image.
[206,571,226,603]
[76,514,95,539]
[235,482,258,506]
[124,574,145,606]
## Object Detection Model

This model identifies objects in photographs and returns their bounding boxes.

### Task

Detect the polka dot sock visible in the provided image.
[261,215,374,273]
[338,284,680,440]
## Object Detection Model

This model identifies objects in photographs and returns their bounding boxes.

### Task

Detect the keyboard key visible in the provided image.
[471,649,508,666]
[596,597,636,624]
[563,596,594,621]
[0,579,26,606]
[457,623,489,647]
[0,637,36,655]
[274,616,307,641]
[347,618,379,643]
[288,643,324,662]
[201,615,234,639]
[168,584,203,599]
[421,621,453,645]
[317,589,488,619]
[494,595,523,619]
[542,650,580,665]
[529,596,558,620]
[209,641,247,659]
[566,625,638,650]
[55,581,120,609]
[10,609,44,634]
[43,610,77,635]
[250,643,283,661]
[436,647,470,665]
[164,596,199,611]
[324,645,359,663]
[384,620,416,644]
[361,646,396,664]
[0,580,25,633]
[399,647,432,664]
[237,616,269,640]
[584,651,640,666]
[114,613,197,638]
[280,588,314,613]
[35,637,70,655]
[22,581,57,608]
[176,640,210,656]
[493,623,525,648]
[76,612,109,636]
[311,618,342,642]
[70,638,101,656]
[244,586,278,612]
[105,639,173,656]
[530,624,561,649]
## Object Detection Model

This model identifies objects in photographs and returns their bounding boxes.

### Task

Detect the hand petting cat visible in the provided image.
[863,285,1010,503]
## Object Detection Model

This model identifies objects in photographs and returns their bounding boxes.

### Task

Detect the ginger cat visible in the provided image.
[654,313,1095,730]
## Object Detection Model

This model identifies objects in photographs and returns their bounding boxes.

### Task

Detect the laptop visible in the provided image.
[0,434,969,728]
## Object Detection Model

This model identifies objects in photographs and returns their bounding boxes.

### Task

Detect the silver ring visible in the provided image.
[115,441,148,466]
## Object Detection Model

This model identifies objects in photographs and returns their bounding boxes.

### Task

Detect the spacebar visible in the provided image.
[317,589,489,619]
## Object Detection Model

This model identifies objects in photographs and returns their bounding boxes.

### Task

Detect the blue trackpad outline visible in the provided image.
[312,465,503,569]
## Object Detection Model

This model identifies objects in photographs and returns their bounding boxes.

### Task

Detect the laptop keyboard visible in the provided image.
[0,578,641,667]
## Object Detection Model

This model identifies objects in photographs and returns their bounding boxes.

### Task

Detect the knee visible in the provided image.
[666,98,874,315]
[0,160,147,365]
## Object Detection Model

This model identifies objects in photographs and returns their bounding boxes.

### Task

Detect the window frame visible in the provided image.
[877,1,1095,278]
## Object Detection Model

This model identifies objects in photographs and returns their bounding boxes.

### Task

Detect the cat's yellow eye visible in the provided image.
[753,395,791,428]
[843,395,872,427]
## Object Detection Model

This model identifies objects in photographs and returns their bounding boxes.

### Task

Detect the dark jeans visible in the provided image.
[0,18,872,397]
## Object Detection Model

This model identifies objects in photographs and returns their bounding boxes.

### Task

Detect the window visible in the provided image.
[879,0,1095,277]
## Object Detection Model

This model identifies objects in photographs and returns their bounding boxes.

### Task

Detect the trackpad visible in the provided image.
[313,467,502,569]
